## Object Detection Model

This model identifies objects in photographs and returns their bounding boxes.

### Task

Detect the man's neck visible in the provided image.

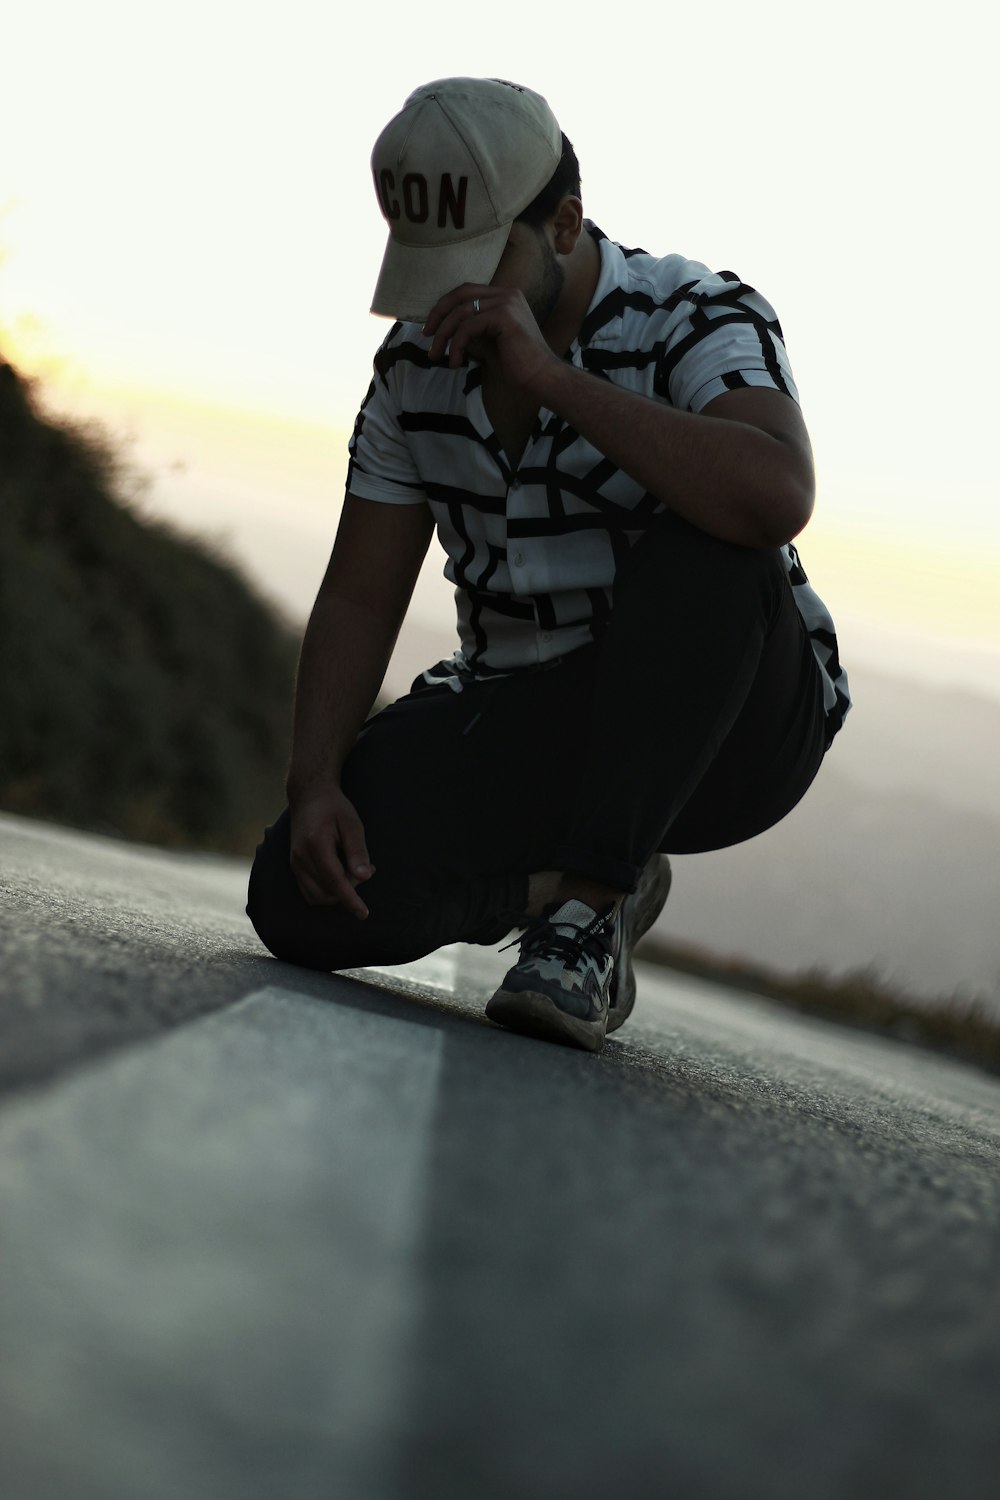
[542,227,601,357]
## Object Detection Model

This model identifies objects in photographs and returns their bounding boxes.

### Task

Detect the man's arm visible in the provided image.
[520,374,813,549]
[287,493,435,915]
[424,285,814,549]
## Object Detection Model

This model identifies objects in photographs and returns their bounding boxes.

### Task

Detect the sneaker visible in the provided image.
[606,855,672,1034]
[485,899,616,1053]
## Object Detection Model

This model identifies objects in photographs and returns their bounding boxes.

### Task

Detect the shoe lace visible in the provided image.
[501,910,614,970]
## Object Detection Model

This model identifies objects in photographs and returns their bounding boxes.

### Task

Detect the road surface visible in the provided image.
[1,811,999,1499]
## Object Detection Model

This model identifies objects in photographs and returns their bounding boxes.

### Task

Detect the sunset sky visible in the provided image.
[3,0,997,698]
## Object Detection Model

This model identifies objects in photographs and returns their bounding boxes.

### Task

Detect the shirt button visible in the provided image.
[542,632,552,642]
[513,552,525,566]
[510,478,521,490]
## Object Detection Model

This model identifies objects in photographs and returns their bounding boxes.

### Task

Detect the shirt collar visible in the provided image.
[576,222,630,348]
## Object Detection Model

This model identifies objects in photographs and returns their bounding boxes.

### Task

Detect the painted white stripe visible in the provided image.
[351,942,460,993]
[0,986,443,1500]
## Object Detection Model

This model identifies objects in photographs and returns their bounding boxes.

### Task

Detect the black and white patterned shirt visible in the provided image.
[348,223,850,738]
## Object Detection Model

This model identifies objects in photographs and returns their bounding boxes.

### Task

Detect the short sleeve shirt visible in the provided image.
[348,223,850,737]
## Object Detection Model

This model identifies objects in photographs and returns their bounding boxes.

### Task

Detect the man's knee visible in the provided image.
[246,823,334,968]
[246,814,441,972]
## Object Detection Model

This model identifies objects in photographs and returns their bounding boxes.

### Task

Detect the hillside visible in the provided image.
[0,360,298,854]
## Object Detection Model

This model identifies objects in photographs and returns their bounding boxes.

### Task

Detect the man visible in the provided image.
[247,77,850,1054]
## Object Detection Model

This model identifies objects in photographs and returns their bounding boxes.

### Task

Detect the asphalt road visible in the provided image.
[1,810,999,1500]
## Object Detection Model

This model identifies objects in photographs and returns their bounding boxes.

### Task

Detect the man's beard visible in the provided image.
[466,233,566,362]
[528,236,565,329]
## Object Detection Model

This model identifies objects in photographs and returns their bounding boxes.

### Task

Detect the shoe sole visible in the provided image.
[485,988,606,1054]
[607,856,673,1034]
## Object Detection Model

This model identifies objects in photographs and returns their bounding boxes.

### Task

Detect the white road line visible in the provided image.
[0,985,444,1500]
[351,943,460,992]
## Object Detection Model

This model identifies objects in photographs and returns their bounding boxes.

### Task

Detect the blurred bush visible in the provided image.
[0,359,299,854]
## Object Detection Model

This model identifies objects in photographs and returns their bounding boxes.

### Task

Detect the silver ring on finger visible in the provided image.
[472,297,481,315]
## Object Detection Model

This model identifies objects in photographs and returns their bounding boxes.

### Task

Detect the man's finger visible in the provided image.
[292,849,370,918]
[337,812,375,883]
[426,305,478,363]
[311,867,370,918]
[290,855,337,907]
[423,282,488,333]
[436,305,498,367]
[424,286,496,360]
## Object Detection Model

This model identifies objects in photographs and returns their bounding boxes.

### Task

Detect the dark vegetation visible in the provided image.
[0,359,298,854]
[637,933,1000,1076]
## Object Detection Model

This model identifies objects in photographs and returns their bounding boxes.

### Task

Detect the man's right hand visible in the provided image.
[289,789,375,919]
[284,495,433,921]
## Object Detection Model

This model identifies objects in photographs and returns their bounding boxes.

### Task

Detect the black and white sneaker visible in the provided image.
[607,855,672,1034]
[485,899,617,1054]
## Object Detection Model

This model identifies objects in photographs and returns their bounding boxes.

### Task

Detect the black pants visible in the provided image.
[247,512,829,971]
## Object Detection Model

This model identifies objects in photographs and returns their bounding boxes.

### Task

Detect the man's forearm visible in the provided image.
[530,361,813,548]
[286,591,402,802]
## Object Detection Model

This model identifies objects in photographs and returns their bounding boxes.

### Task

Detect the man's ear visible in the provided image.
[552,195,584,255]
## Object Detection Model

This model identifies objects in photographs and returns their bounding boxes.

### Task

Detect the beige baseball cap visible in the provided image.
[370,77,563,323]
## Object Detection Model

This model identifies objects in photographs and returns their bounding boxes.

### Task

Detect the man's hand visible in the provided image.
[289,788,375,918]
[423,284,559,395]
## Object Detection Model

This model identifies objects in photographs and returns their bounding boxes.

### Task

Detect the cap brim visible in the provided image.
[370,221,513,323]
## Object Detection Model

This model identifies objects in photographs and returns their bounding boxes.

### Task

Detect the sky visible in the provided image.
[3,0,998,698]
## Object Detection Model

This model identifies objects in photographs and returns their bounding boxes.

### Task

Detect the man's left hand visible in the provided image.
[423,285,559,396]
